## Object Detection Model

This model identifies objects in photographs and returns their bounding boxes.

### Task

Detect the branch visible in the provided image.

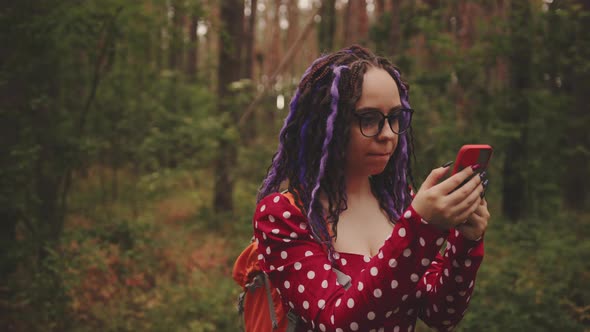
[238,6,321,127]
[77,6,123,135]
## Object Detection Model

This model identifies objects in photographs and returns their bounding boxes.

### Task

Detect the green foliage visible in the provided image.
[458,213,589,331]
[2,0,590,331]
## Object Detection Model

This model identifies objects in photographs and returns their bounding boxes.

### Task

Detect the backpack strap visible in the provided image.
[238,272,280,330]
[284,266,351,331]
[262,273,279,329]
[239,265,352,331]
[333,266,352,290]
[285,310,299,332]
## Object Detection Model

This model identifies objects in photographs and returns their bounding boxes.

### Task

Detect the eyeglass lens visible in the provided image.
[359,110,411,137]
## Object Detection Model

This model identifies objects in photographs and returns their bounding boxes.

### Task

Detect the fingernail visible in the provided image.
[482,179,489,188]
[441,161,454,168]
[480,190,486,198]
[479,171,487,179]
[471,164,481,171]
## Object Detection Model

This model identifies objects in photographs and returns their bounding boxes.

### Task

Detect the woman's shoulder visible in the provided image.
[254,192,309,236]
[256,191,302,213]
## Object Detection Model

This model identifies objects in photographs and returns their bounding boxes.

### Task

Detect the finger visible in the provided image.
[480,178,489,198]
[420,166,452,191]
[463,211,483,226]
[463,187,484,213]
[471,204,485,217]
[474,198,487,214]
[447,172,483,205]
[454,194,483,222]
[436,165,478,195]
[466,212,488,238]
[456,222,480,241]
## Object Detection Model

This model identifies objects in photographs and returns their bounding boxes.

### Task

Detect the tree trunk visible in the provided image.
[214,0,244,213]
[243,0,257,79]
[563,0,590,210]
[318,0,336,51]
[389,0,401,56]
[502,0,531,221]
[187,13,199,82]
[168,0,184,72]
[357,0,369,43]
[343,0,353,45]
[287,0,299,78]
[241,0,258,144]
[376,0,385,17]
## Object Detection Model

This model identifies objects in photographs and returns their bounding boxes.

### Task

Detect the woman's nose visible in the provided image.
[377,122,396,140]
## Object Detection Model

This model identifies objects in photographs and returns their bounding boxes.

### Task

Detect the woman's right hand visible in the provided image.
[411,164,484,230]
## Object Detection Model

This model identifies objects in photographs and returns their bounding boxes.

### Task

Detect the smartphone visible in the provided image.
[451,144,493,175]
[450,144,493,191]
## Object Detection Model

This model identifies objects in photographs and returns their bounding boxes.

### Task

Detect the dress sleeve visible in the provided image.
[253,193,449,331]
[417,228,485,331]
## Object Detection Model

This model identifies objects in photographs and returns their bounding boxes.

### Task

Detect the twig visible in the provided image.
[238,6,321,127]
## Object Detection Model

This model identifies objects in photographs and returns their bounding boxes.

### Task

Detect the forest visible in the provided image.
[1,0,589,331]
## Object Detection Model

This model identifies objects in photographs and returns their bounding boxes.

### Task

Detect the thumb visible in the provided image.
[420,165,451,191]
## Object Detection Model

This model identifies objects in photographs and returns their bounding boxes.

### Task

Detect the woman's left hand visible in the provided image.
[456,198,490,241]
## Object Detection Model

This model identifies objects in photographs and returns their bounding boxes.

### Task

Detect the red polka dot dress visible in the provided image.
[253,193,484,332]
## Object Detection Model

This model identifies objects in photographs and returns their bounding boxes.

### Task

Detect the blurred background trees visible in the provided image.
[1,0,588,331]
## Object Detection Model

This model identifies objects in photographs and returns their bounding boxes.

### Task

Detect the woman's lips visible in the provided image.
[368,153,392,159]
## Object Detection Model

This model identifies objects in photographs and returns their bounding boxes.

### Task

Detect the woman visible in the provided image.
[252,45,489,331]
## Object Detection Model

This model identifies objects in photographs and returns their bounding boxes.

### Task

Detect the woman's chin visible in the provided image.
[369,165,389,176]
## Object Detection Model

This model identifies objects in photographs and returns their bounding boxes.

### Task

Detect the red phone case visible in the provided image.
[451,144,493,175]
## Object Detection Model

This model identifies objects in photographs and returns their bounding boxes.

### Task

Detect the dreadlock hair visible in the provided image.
[257,45,416,260]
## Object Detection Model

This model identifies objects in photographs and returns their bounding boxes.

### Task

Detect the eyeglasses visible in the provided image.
[352,108,413,137]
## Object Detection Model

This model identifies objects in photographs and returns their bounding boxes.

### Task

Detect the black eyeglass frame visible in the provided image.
[352,108,414,138]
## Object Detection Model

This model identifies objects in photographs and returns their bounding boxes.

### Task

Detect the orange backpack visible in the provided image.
[232,193,351,331]
[232,239,292,331]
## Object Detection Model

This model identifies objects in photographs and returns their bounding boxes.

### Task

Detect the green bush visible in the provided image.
[458,213,589,331]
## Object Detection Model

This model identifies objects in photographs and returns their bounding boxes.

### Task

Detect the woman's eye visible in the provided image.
[389,110,402,119]
[362,115,381,125]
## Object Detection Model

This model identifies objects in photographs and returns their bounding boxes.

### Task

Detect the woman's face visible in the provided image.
[345,67,402,178]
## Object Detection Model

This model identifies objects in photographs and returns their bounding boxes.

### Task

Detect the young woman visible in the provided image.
[252,45,490,331]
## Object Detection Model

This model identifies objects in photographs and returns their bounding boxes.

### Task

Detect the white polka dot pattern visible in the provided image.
[403,248,412,257]
[251,194,483,331]
[389,258,397,268]
[398,227,406,237]
[373,288,382,298]
[347,298,355,308]
[370,267,378,276]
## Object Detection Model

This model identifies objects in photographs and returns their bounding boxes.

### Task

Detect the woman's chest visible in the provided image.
[332,212,394,257]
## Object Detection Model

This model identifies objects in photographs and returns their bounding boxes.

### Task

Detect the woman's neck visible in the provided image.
[345,173,374,207]
[317,173,374,211]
